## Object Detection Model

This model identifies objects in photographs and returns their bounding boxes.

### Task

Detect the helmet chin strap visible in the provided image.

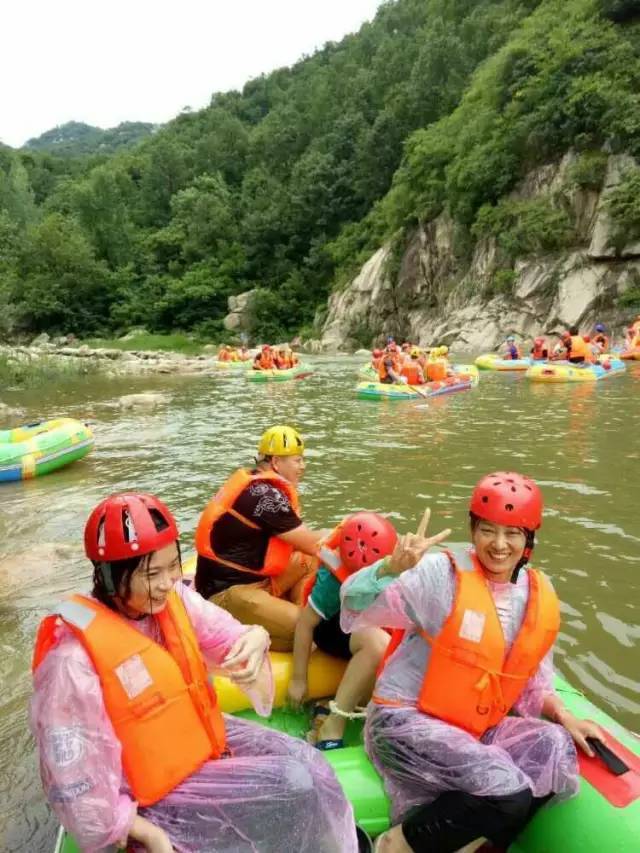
[100,562,116,596]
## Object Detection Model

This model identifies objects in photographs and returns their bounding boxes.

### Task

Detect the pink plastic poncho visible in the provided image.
[30,581,358,853]
[340,550,579,822]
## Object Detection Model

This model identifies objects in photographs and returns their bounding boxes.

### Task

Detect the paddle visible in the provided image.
[408,384,431,400]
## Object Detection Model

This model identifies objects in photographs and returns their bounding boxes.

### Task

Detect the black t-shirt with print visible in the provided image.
[195,477,302,598]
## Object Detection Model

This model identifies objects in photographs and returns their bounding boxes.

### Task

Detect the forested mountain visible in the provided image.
[23,121,156,157]
[1,0,639,341]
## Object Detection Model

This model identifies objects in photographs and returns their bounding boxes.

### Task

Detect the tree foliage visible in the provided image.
[1,0,639,340]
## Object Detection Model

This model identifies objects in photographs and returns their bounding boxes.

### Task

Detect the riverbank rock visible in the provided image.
[30,332,50,347]
[320,151,639,352]
[118,392,171,410]
[223,290,257,331]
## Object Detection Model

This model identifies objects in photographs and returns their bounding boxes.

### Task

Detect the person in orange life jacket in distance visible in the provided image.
[400,348,426,385]
[253,344,275,370]
[195,426,324,651]
[378,343,404,385]
[340,474,605,853]
[288,513,394,751]
[561,326,591,363]
[592,324,609,353]
[30,493,358,853]
[530,337,549,360]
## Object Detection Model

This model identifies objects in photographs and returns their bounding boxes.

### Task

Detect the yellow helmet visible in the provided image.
[258,425,304,457]
[440,345,449,355]
[410,347,421,358]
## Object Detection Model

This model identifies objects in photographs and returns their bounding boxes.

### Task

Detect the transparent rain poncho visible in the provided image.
[340,551,579,822]
[30,581,357,852]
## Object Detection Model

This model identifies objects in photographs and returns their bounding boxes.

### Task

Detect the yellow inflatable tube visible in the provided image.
[181,555,346,710]
[214,650,346,713]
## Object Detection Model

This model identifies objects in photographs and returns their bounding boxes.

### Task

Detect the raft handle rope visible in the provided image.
[328,700,368,720]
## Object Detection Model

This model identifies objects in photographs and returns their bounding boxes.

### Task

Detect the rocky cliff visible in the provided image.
[319,153,640,353]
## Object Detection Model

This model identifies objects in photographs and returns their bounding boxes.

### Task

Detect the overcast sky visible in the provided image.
[1,0,385,148]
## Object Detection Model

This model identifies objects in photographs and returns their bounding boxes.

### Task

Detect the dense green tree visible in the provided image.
[13,213,111,333]
[1,0,638,341]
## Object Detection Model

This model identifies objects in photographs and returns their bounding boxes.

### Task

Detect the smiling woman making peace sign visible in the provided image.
[339,474,603,853]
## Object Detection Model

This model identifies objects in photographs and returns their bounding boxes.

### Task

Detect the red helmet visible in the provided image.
[262,344,271,351]
[372,348,382,357]
[470,472,543,530]
[561,331,571,340]
[534,337,544,345]
[339,512,398,574]
[84,493,178,562]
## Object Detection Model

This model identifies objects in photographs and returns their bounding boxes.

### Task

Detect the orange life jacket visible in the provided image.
[32,591,226,805]
[568,335,589,360]
[401,362,423,385]
[218,350,231,361]
[378,353,401,381]
[531,343,547,360]
[257,352,274,370]
[195,469,300,578]
[374,549,559,738]
[426,360,447,381]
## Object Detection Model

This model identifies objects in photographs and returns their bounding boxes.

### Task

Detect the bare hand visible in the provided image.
[124,816,174,852]
[385,508,451,576]
[145,827,175,853]
[561,713,606,757]
[287,677,308,708]
[221,626,270,685]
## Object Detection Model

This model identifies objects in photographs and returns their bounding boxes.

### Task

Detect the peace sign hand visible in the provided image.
[382,508,451,577]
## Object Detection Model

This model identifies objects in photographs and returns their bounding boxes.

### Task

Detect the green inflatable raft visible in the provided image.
[246,363,311,382]
[0,418,94,483]
[53,671,639,852]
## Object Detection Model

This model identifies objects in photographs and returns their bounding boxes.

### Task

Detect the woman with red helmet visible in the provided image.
[530,336,549,360]
[30,493,358,853]
[340,475,604,853]
[287,513,396,750]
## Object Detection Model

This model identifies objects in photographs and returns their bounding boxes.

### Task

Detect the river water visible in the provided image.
[1,357,639,851]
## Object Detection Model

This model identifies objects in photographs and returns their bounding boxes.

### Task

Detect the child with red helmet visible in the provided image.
[31,493,358,853]
[287,512,396,750]
[340,475,605,853]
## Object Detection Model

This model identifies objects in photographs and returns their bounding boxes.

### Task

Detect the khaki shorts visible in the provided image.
[210,551,318,652]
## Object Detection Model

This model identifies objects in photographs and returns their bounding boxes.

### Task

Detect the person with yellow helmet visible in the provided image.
[195,426,324,650]
[400,348,425,385]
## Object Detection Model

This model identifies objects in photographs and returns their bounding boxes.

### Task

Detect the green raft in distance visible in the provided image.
[0,418,94,483]
[246,363,311,382]
[53,674,640,851]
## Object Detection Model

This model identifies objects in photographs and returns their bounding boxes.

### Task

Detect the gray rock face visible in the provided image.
[588,155,640,259]
[224,289,258,332]
[321,153,640,352]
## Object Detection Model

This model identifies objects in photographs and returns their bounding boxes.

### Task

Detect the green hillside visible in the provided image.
[23,121,156,157]
[1,0,639,341]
